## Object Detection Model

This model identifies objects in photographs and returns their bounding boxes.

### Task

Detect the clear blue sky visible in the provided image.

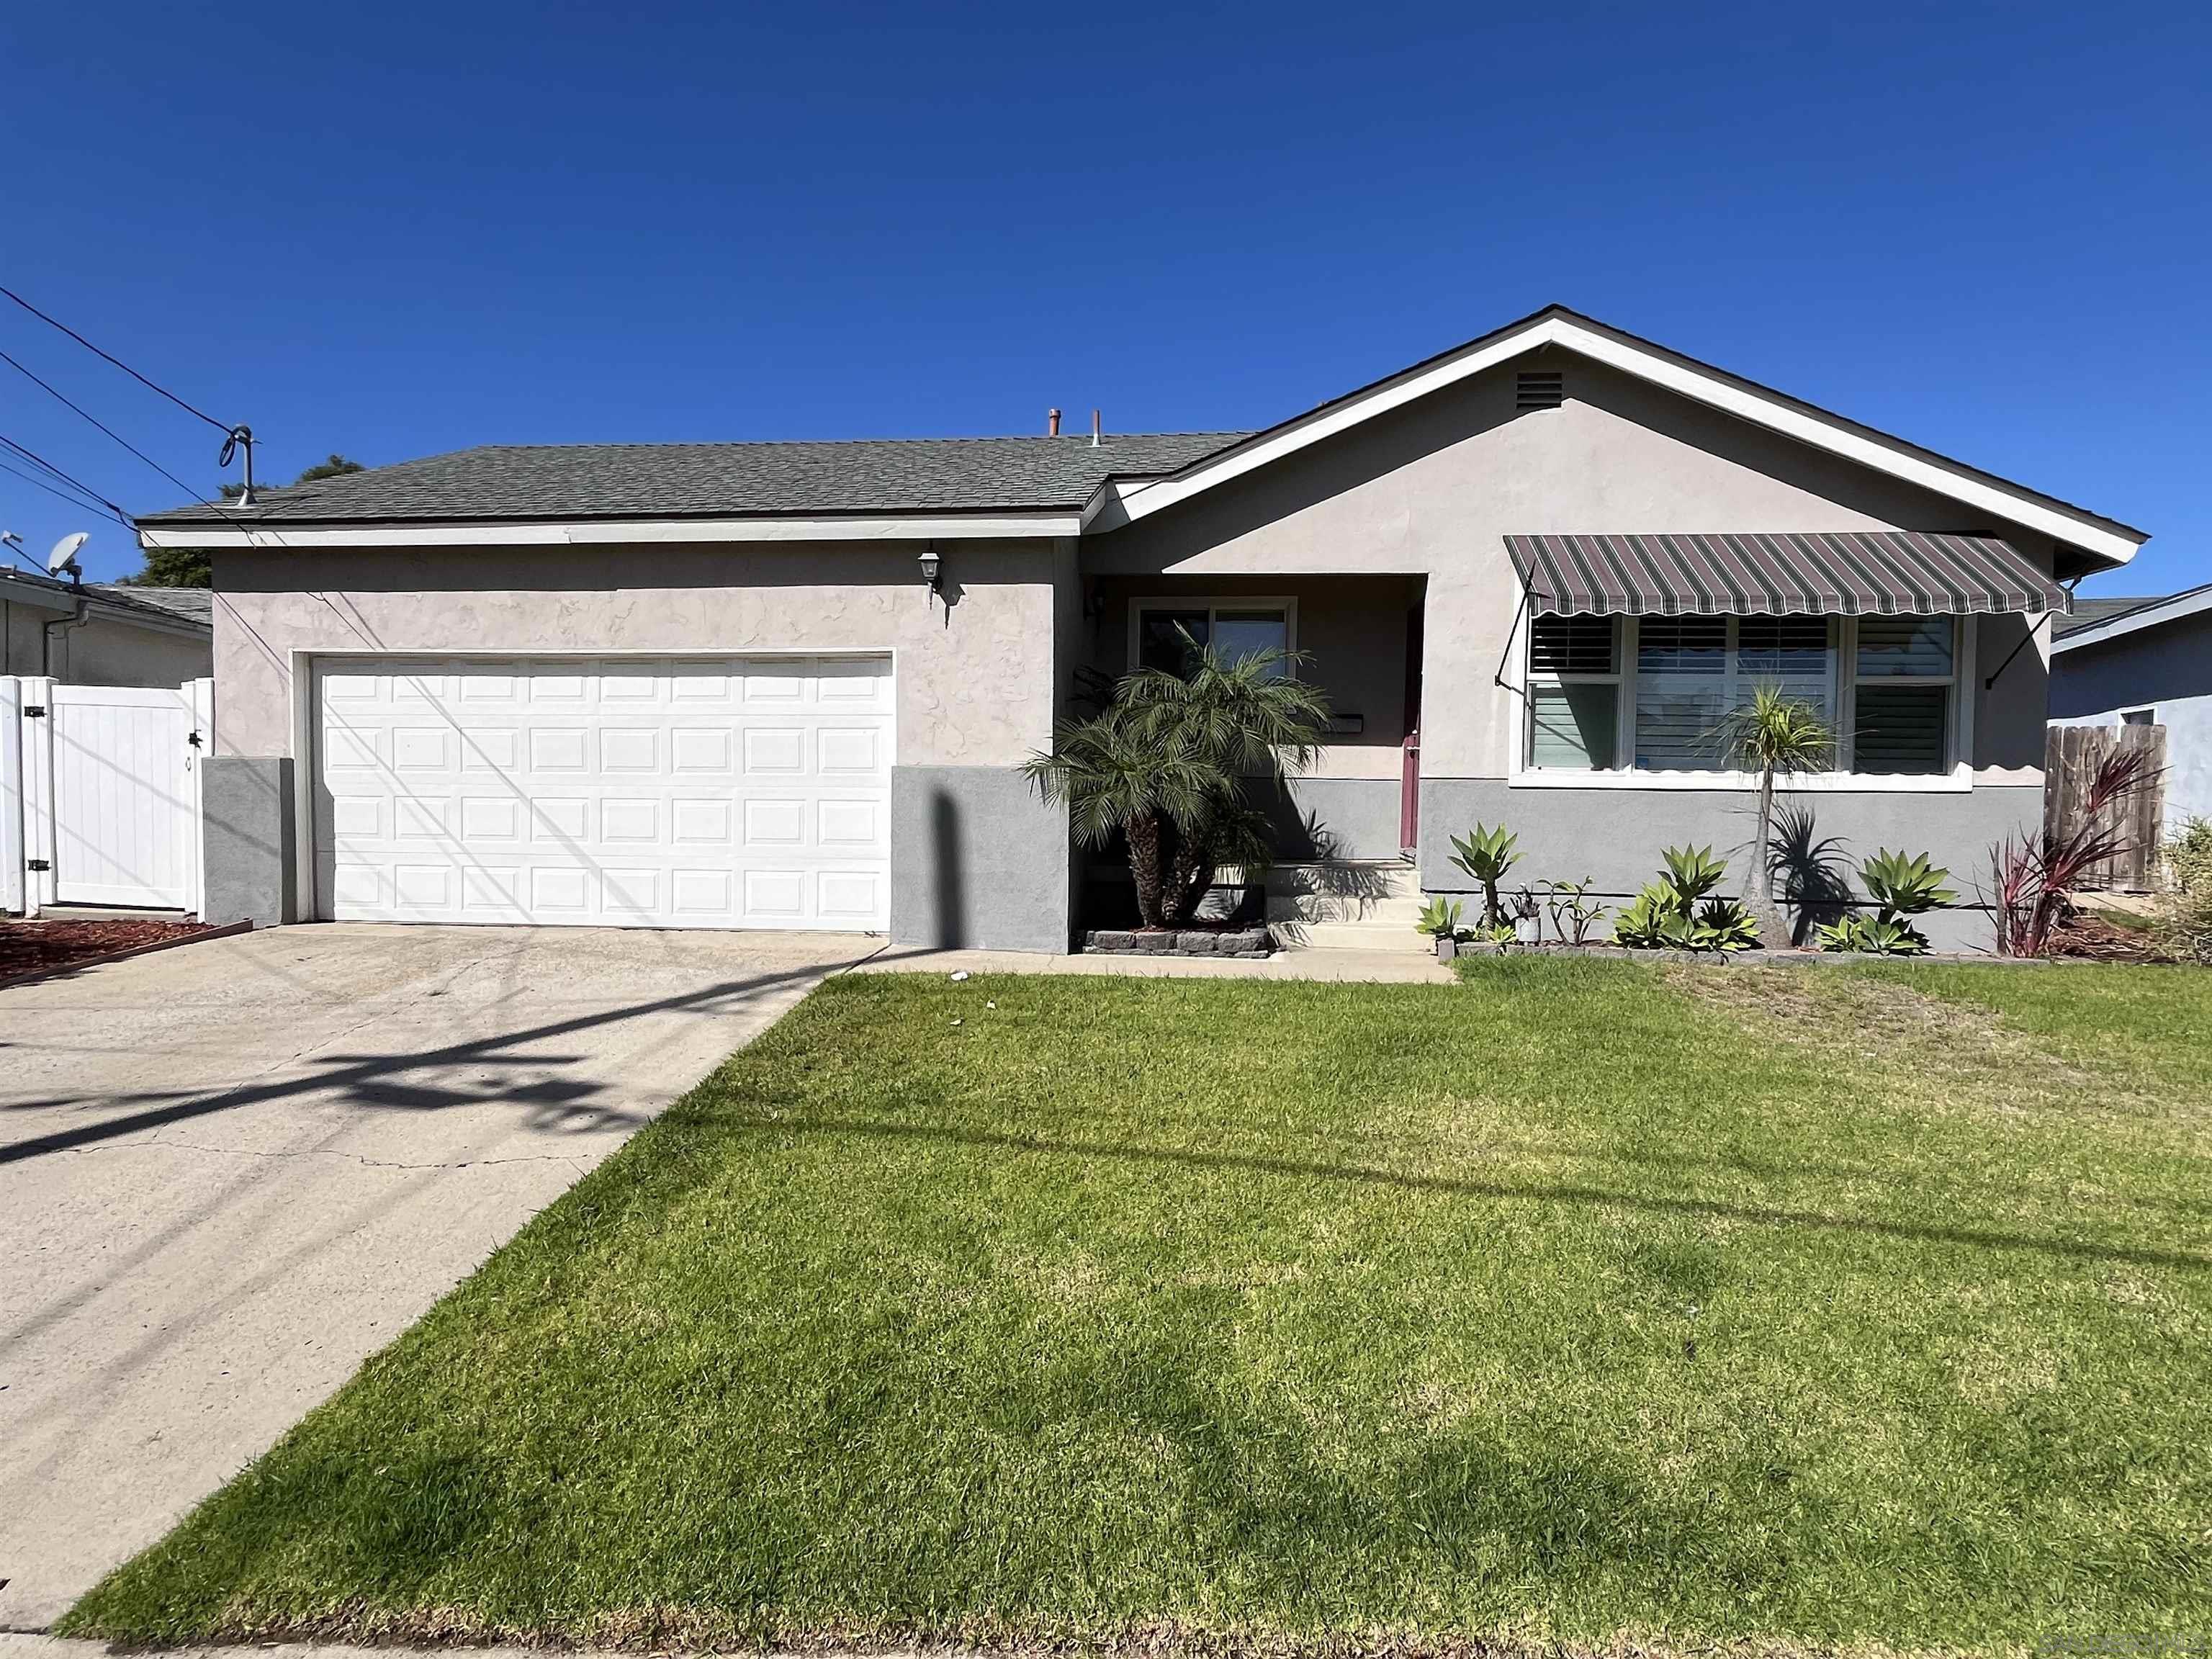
[3,1,2206,591]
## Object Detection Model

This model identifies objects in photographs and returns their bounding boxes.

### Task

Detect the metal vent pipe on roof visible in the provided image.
[1047,408,1061,436]
[1092,409,1101,447]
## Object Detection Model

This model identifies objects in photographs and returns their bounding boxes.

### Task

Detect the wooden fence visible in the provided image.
[2044,723,2167,891]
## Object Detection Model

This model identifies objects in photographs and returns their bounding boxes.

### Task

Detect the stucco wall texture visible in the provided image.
[3,599,211,687]
[202,343,2101,948]
[1087,349,2064,782]
[210,541,1061,766]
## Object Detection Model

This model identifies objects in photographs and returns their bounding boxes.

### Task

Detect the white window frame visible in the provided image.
[1838,614,1969,779]
[1524,614,1627,772]
[1506,585,1975,792]
[2119,706,2156,727]
[1126,596,1299,675]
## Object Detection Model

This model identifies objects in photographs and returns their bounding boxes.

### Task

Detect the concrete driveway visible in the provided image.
[0,922,877,1629]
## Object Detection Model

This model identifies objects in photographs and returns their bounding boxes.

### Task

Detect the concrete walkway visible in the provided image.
[0,924,873,1630]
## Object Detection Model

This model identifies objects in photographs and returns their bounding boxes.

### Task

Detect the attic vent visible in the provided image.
[1516,370,1565,411]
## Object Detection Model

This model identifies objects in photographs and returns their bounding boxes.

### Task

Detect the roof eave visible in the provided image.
[2051,583,2212,653]
[135,507,1087,550]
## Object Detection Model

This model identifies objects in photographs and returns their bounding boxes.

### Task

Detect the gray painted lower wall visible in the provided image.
[890,765,1071,953]
[202,756,297,927]
[1254,776,1403,859]
[1417,778,2044,953]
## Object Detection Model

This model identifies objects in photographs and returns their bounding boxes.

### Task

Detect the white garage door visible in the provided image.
[313,656,892,930]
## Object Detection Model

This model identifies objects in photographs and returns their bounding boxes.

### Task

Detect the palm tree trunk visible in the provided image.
[1746,767,1791,946]
[1126,810,1166,929]
[1161,828,1205,927]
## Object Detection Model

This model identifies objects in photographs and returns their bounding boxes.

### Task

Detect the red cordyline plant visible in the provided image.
[1988,747,2157,957]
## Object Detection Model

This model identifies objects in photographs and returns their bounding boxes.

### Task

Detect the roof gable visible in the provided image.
[1086,305,2146,567]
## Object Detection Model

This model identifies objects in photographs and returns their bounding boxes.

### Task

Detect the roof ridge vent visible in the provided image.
[1516,369,1565,411]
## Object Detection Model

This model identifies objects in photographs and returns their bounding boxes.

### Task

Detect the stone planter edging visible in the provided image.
[1441,938,2049,966]
[1083,927,1274,961]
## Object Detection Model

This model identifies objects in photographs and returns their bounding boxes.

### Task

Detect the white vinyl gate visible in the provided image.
[4,676,211,917]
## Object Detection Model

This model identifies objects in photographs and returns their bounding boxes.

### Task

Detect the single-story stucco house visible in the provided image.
[2051,583,2212,838]
[138,305,2146,951]
[1,568,212,685]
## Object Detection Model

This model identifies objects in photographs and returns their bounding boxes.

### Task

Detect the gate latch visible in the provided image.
[187,729,203,748]
[22,705,45,718]
[27,858,50,871]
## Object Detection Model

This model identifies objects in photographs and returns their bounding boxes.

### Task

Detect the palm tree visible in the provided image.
[1025,635,1331,928]
[1715,682,1834,945]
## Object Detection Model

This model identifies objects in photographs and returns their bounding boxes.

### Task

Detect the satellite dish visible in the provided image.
[45,531,89,577]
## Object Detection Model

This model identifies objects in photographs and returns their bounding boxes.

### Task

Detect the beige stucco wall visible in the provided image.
[1,593,210,686]
[211,540,1058,766]
[1086,347,2067,779]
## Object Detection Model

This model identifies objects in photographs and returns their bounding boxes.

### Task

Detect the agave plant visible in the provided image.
[1815,912,1926,956]
[1449,823,1522,929]
[1660,844,1729,905]
[1612,846,1761,953]
[1416,896,1464,940]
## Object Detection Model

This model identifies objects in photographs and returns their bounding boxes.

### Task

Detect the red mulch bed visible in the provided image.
[0,917,217,981]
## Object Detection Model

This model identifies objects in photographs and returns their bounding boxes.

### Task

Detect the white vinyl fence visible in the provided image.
[3,676,212,918]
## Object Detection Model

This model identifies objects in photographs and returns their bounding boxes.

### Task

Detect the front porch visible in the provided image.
[1076,572,1426,863]
[1071,572,1430,951]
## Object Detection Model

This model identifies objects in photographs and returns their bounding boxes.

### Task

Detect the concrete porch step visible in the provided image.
[1277,919,1437,954]
[1267,895,1424,926]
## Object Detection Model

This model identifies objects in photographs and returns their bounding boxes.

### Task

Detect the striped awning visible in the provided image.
[1503,531,2072,619]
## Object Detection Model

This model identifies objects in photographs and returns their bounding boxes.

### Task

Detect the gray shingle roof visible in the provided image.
[89,584,213,624]
[138,433,1249,526]
[2055,594,2168,636]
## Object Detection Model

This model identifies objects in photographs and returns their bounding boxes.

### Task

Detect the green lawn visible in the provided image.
[64,959,2212,1655]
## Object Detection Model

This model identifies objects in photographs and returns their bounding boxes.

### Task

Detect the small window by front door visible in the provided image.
[1131,598,1297,679]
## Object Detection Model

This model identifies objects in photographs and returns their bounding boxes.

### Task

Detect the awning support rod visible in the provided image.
[1983,577,2081,690]
[1494,587,1534,701]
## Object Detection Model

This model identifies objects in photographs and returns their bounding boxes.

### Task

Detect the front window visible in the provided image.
[1525,612,1959,777]
[1134,601,1292,679]
[1849,614,1956,774]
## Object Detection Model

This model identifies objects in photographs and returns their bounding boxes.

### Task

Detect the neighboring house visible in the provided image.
[135,305,2146,950]
[2051,583,2212,836]
[0,569,214,685]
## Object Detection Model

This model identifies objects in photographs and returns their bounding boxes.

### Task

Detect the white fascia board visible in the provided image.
[1548,321,2143,566]
[2051,584,2212,653]
[138,511,1083,551]
[1096,321,1557,526]
[1097,315,2144,566]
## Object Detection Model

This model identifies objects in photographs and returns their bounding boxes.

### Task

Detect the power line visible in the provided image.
[0,283,232,434]
[0,432,136,529]
[0,344,223,515]
[0,452,127,520]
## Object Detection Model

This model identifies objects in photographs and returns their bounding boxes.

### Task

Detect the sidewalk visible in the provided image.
[853,943,1453,984]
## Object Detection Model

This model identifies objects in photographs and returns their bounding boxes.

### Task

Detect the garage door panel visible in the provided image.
[315,656,891,930]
